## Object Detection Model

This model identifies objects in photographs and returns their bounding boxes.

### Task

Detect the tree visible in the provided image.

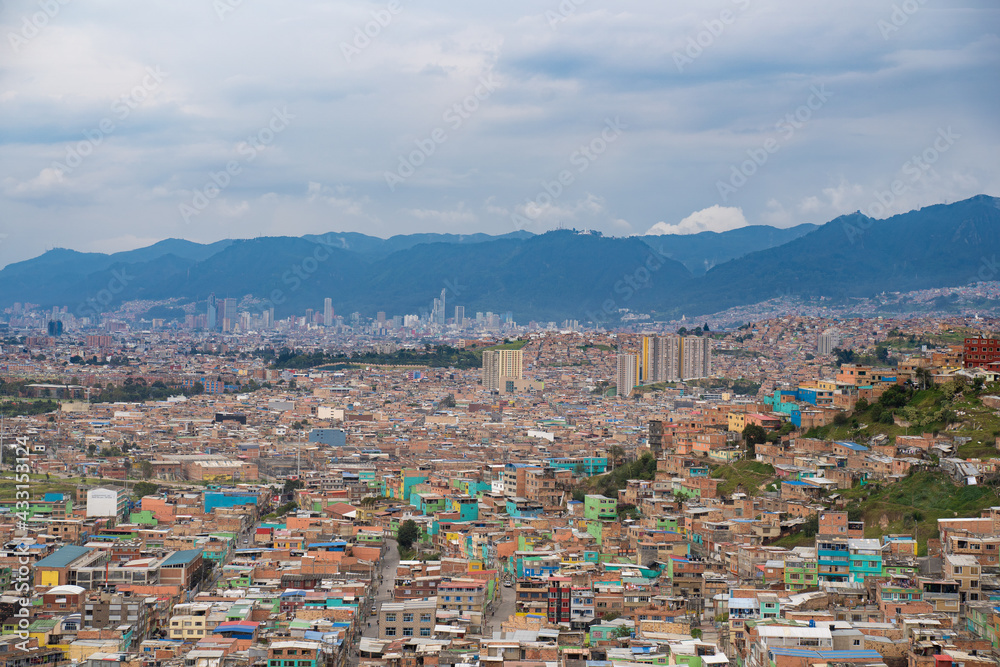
[914,367,932,390]
[742,425,767,459]
[801,514,820,537]
[832,347,855,367]
[608,445,625,470]
[879,384,911,409]
[397,519,421,551]
[875,345,890,365]
[140,460,154,480]
[132,481,159,498]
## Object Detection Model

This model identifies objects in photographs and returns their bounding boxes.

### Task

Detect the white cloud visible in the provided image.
[0,1,996,266]
[218,200,250,218]
[645,205,748,236]
[2,167,66,199]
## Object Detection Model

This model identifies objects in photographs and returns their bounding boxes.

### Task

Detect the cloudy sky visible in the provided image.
[1,0,998,267]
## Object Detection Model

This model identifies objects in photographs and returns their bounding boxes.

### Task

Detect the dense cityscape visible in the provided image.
[2,291,1000,667]
[3,1,998,666]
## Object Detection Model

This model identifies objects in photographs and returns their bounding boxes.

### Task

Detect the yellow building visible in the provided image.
[168,604,214,642]
[727,412,747,433]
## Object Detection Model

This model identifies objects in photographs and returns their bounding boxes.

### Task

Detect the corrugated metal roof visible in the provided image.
[161,548,203,566]
[35,545,92,569]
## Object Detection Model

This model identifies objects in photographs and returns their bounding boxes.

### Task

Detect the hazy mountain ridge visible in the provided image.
[2,196,997,322]
[642,223,818,275]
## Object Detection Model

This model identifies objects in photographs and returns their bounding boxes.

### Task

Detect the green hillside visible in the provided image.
[842,469,999,554]
[711,461,775,496]
[803,377,1000,458]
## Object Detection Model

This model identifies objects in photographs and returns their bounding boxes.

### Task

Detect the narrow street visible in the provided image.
[482,583,515,636]
[361,538,400,639]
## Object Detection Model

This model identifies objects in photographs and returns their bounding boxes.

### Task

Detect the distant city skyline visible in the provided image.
[1,1,997,269]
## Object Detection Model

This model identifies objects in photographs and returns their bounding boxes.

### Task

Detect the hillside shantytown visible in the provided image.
[3,313,1000,667]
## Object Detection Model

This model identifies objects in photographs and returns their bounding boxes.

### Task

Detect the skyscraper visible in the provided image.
[638,335,709,382]
[818,330,840,355]
[680,336,712,380]
[323,298,333,327]
[642,335,681,383]
[207,293,216,330]
[454,306,465,327]
[617,353,637,398]
[482,349,523,392]
[222,297,236,332]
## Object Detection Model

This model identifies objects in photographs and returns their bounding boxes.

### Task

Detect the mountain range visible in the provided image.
[2,195,997,323]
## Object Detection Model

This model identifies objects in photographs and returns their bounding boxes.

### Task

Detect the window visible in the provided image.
[420,628,431,637]
[853,640,861,646]
[385,613,396,622]
[385,628,396,636]
[403,627,413,636]
[403,613,413,623]
[420,614,431,622]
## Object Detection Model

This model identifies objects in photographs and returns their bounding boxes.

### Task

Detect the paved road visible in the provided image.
[361,538,400,639]
[482,584,515,637]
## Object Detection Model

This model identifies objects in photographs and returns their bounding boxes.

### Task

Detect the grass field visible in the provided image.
[710,461,775,496]
[841,470,1000,554]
